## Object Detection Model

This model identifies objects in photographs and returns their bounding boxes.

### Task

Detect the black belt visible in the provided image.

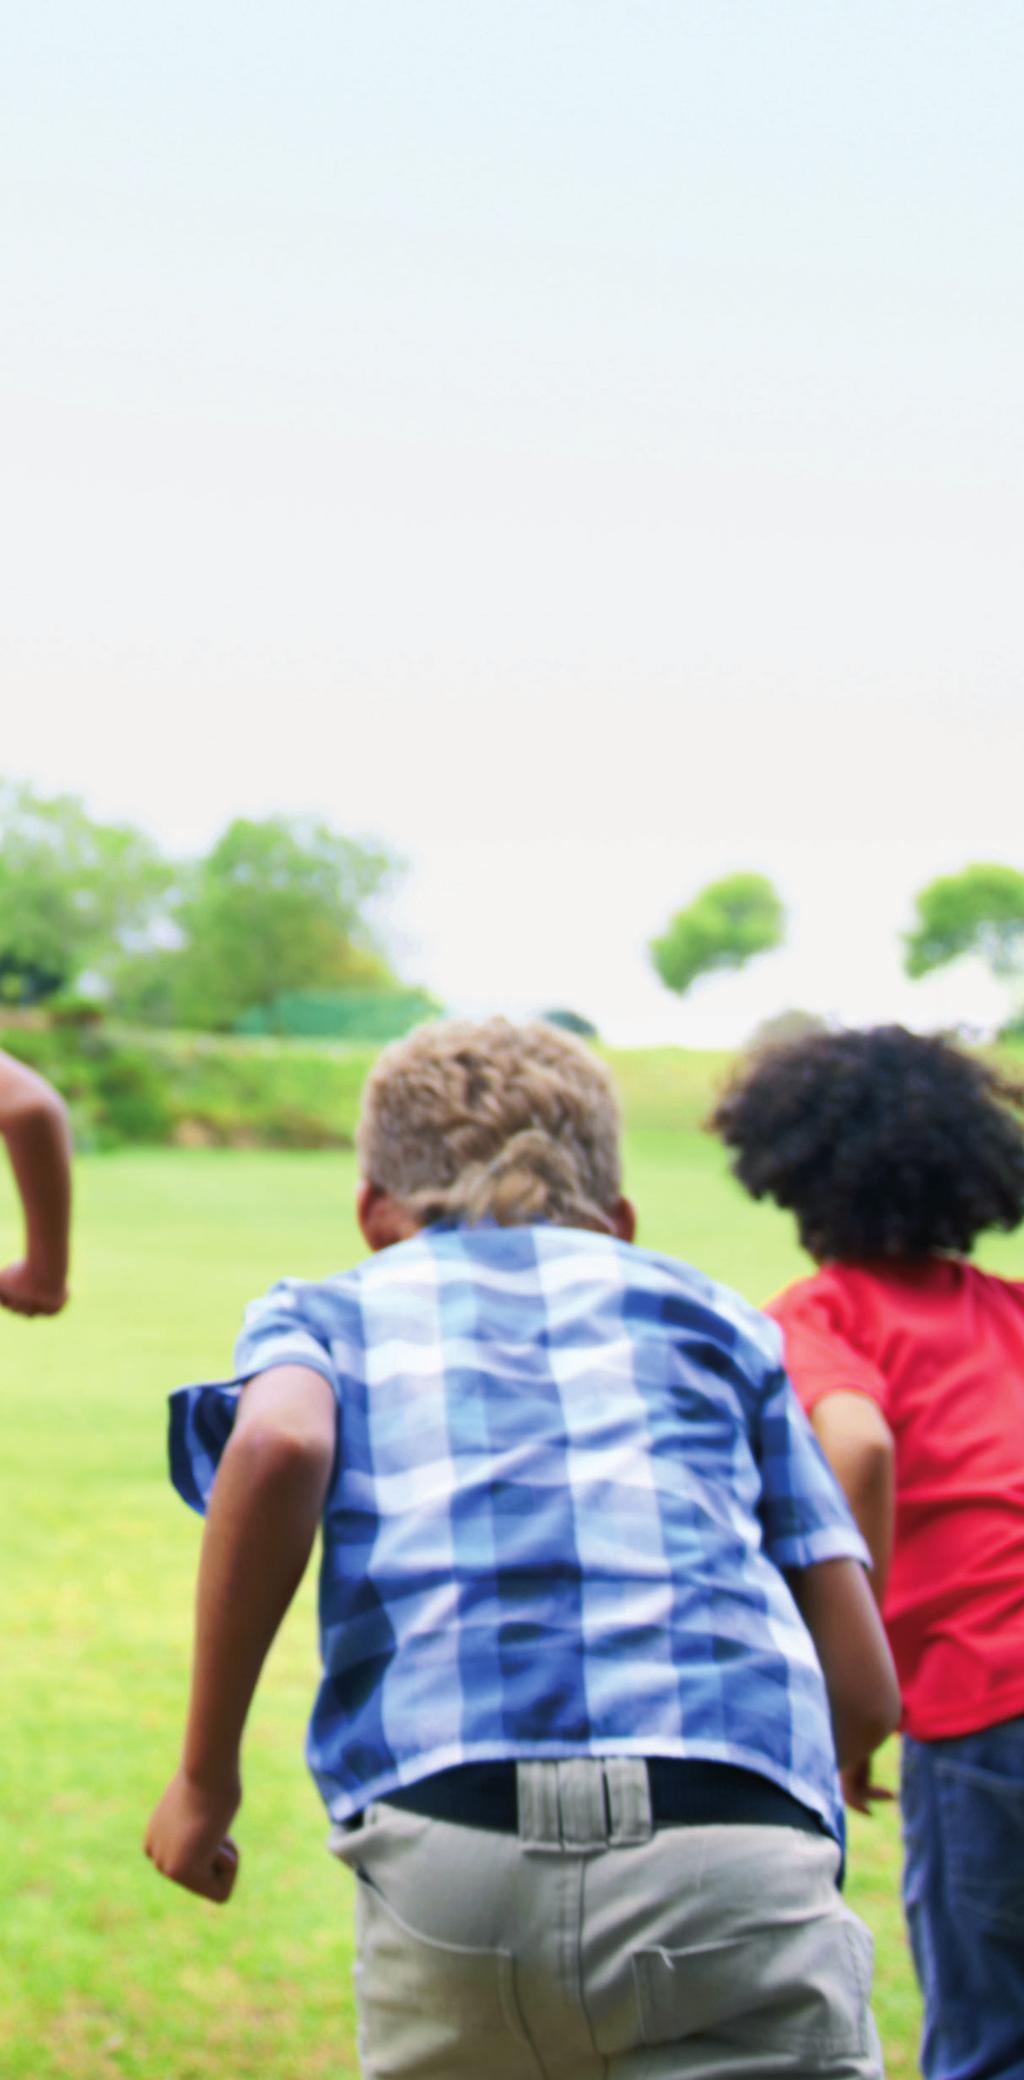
[380,1759,826,1837]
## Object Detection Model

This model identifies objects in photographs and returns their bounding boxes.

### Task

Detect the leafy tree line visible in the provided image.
[0,781,415,1033]
[651,862,1024,1032]
[3,781,1022,1042]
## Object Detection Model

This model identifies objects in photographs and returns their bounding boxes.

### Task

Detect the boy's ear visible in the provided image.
[357,1180,421,1253]
[611,1196,636,1243]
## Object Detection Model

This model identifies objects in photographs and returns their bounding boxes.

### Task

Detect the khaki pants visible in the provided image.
[331,1760,883,2080]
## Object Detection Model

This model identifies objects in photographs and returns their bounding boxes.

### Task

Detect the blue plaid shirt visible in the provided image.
[169,1223,867,1843]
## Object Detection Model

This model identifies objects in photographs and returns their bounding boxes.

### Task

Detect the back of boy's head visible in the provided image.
[709,1023,1024,1262]
[357,1017,622,1233]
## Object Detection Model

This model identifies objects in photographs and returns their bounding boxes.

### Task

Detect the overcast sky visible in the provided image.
[3,2,1022,1040]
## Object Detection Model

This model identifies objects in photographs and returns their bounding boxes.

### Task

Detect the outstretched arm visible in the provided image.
[0,1051,72,1317]
[145,1363,336,1903]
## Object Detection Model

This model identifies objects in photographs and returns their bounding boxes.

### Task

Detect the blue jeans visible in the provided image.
[902,1718,1024,2080]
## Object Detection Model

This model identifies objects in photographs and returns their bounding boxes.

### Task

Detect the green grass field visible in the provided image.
[3,1053,1021,2077]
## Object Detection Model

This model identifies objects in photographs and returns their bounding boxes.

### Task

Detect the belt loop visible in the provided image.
[517,1762,562,1848]
[557,1760,609,1849]
[605,1758,653,1845]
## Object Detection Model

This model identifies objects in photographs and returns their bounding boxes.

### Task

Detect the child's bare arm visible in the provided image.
[788,1556,900,1776]
[0,1052,72,1317]
[810,1390,895,1607]
[801,1393,900,1813]
[145,1364,336,1903]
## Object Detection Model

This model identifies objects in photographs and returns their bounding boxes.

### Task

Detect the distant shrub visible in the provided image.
[138,1029,370,1148]
[541,1009,600,1039]
[95,1045,175,1142]
[0,1019,173,1149]
[45,993,107,1030]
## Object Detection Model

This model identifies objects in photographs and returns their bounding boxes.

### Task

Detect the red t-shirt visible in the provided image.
[768,1260,1024,1742]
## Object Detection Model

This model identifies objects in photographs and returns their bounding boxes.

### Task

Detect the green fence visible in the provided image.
[234,988,440,1042]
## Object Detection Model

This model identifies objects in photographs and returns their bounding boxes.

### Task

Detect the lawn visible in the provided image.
[3,1054,1020,2077]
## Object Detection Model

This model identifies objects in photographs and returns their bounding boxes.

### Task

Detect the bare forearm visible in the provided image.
[790,1557,901,1769]
[147,1366,335,1903]
[182,1429,330,1789]
[4,1099,72,1291]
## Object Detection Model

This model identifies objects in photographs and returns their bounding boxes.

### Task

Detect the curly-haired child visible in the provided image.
[711,1024,1024,2080]
[147,1017,897,2079]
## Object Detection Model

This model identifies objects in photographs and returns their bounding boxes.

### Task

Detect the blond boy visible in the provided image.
[147,1019,897,2079]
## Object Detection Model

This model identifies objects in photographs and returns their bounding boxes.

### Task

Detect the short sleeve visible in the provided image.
[232,1279,341,1392]
[168,1279,339,1516]
[767,1280,889,1417]
[756,1363,870,1573]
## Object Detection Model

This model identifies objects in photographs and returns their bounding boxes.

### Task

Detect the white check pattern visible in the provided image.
[169,1223,867,1843]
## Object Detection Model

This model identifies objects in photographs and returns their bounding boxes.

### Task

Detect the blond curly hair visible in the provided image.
[357,1017,622,1232]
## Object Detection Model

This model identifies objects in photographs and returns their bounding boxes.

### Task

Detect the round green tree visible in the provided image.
[171,815,401,1032]
[650,873,785,1001]
[905,863,1024,982]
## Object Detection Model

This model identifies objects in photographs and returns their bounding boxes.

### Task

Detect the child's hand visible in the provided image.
[0,1260,69,1317]
[841,1759,896,1816]
[144,1768,241,1904]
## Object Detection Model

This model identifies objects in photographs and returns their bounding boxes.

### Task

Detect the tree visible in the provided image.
[0,781,174,1004]
[904,864,1024,994]
[650,872,785,1001]
[107,945,190,1028]
[541,1009,599,1040]
[169,815,401,1031]
[746,1008,828,1053]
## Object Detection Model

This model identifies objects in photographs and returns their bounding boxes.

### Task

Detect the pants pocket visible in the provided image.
[634,1905,875,2058]
[935,1752,1024,1937]
[353,1871,544,2080]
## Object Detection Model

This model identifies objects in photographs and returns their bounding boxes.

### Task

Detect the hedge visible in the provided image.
[0,1019,377,1151]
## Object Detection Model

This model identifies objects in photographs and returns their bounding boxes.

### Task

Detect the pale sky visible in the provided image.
[3,2,1022,1041]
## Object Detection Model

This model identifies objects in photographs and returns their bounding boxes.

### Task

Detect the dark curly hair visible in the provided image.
[709,1025,1024,1262]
